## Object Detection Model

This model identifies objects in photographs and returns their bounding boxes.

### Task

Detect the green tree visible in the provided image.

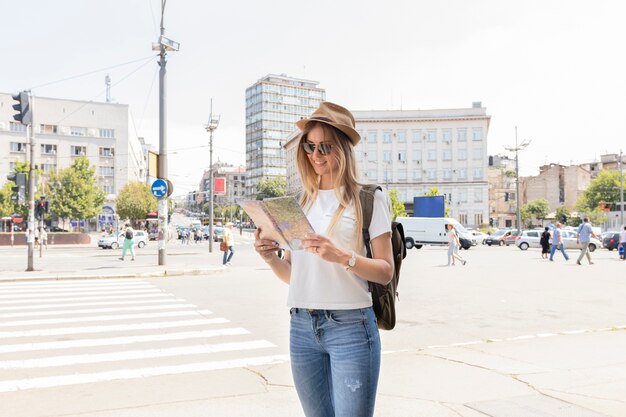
[47,157,105,228]
[521,199,549,227]
[116,181,157,224]
[388,189,407,220]
[0,161,31,218]
[256,177,286,199]
[577,170,621,211]
[555,205,570,223]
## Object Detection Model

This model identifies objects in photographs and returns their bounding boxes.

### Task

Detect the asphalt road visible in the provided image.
[0,241,625,416]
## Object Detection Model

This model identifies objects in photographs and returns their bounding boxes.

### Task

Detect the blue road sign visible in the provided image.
[151,179,168,198]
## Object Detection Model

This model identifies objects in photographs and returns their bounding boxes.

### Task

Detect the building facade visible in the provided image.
[0,93,146,201]
[487,154,517,228]
[196,162,246,208]
[245,74,325,198]
[521,163,591,212]
[285,102,491,228]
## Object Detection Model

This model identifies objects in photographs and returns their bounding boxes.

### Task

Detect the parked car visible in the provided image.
[98,231,148,249]
[484,229,509,246]
[559,230,600,252]
[602,232,620,251]
[50,226,68,232]
[515,229,544,250]
[213,226,224,242]
[470,230,489,245]
[502,229,522,246]
[396,217,474,250]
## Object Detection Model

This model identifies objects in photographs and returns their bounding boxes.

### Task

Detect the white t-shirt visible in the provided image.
[447,230,457,245]
[620,230,626,243]
[287,188,391,310]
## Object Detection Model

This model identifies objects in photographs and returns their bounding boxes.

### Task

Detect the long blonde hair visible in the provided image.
[296,121,364,250]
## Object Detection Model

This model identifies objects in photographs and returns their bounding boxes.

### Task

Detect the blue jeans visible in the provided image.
[222,246,234,264]
[289,307,381,417]
[550,243,569,260]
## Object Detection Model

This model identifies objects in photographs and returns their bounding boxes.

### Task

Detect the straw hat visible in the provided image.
[296,101,360,145]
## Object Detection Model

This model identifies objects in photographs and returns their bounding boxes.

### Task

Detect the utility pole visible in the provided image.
[152,0,179,266]
[26,95,35,271]
[620,149,624,227]
[204,100,220,253]
[504,126,531,231]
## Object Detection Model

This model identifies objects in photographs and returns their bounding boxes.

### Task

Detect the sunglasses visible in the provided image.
[302,141,333,156]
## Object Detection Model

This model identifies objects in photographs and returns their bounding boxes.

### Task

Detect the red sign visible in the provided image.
[146,212,158,218]
[214,177,226,195]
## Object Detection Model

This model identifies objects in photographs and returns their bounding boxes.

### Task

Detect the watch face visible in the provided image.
[348,251,356,267]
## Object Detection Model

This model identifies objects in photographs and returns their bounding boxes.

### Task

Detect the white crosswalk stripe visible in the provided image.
[0,278,288,393]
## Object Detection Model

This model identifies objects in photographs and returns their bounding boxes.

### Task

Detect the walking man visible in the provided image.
[619,226,626,260]
[576,218,599,265]
[119,223,136,261]
[549,223,569,261]
[222,222,235,266]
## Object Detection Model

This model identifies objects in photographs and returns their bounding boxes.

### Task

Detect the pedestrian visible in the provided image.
[34,227,40,248]
[446,223,467,266]
[549,223,569,261]
[254,101,394,417]
[540,226,551,259]
[619,226,626,260]
[119,223,135,261]
[576,218,599,265]
[222,222,235,266]
[40,225,48,249]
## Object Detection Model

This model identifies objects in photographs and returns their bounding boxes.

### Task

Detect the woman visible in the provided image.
[540,226,551,259]
[446,223,467,266]
[222,222,235,266]
[254,102,393,417]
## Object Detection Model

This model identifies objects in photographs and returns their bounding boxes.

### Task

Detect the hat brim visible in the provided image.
[296,117,360,146]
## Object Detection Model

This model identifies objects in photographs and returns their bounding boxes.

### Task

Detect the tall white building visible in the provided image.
[285,102,490,227]
[0,93,146,222]
[245,74,325,198]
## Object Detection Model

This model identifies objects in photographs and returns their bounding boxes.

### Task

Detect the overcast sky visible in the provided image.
[2,0,625,195]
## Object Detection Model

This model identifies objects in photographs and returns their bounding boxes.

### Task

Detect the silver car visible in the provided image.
[516,229,600,252]
[98,231,148,249]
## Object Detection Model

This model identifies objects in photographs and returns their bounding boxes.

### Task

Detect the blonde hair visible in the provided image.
[296,121,364,250]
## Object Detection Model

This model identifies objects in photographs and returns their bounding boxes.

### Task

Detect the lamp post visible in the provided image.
[204,99,220,253]
[504,126,531,231]
[620,149,624,227]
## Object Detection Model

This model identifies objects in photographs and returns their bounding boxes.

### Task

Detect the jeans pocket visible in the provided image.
[328,309,365,325]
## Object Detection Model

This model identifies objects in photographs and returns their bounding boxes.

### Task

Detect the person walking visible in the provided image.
[619,226,626,260]
[540,226,551,259]
[446,223,467,266]
[222,222,235,266]
[549,223,569,261]
[576,218,599,265]
[119,223,135,261]
[40,226,48,250]
[254,101,393,417]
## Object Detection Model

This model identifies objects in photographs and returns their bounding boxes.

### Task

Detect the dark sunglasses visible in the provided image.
[302,141,333,155]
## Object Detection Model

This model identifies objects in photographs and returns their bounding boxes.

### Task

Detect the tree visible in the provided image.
[555,206,570,224]
[521,199,549,227]
[0,161,31,218]
[116,181,157,224]
[256,177,286,199]
[388,189,407,220]
[577,170,621,212]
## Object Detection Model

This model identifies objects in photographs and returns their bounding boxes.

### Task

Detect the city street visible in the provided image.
[0,241,625,416]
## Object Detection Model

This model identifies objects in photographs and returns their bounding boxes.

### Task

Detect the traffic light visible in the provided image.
[36,199,49,219]
[11,91,32,125]
[6,172,27,205]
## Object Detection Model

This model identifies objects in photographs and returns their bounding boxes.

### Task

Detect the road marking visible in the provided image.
[0,327,251,354]
[0,283,154,294]
[0,288,162,300]
[0,340,276,369]
[0,303,199,319]
[0,278,146,288]
[0,354,291,393]
[0,318,229,339]
[0,309,214,327]
[0,297,188,312]
[0,293,174,306]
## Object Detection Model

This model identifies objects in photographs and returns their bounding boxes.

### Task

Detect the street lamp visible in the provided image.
[620,150,624,227]
[204,99,220,253]
[504,126,531,231]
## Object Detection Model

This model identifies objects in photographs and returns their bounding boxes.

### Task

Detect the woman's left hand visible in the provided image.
[300,233,347,264]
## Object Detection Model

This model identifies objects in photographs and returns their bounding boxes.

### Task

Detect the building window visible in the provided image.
[367,132,377,143]
[71,146,86,156]
[38,124,58,134]
[397,170,407,181]
[443,169,452,180]
[427,149,437,161]
[70,127,87,136]
[442,130,451,143]
[367,151,377,161]
[473,148,483,160]
[459,213,468,224]
[42,164,57,173]
[10,122,26,133]
[41,144,57,155]
[473,168,483,179]
[412,130,422,142]
[384,170,392,181]
[413,170,422,180]
[427,169,437,180]
[472,128,483,141]
[398,151,406,162]
[458,149,467,160]
[103,185,114,194]
[458,169,467,179]
[10,142,26,153]
[457,129,467,142]
[99,166,114,176]
[383,150,391,162]
[356,150,363,161]
[474,190,483,202]
[442,149,452,161]
[99,147,114,157]
[383,131,392,143]
[367,170,377,180]
[474,213,484,224]
[427,130,436,142]
[412,150,422,162]
[397,131,406,143]
[460,190,468,203]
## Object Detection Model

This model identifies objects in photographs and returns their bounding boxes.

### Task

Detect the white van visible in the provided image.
[396,217,475,250]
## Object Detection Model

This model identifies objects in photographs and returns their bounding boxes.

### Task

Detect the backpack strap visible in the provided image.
[359,184,382,258]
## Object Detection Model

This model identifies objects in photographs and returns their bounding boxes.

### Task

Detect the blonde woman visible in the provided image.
[254,102,393,417]
[447,223,467,266]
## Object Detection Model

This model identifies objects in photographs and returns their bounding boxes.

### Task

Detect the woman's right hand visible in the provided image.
[254,227,280,262]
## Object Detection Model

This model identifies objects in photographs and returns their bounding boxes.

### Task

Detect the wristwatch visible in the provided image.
[345,250,356,271]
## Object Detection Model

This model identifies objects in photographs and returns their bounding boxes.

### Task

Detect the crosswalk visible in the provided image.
[0,278,289,393]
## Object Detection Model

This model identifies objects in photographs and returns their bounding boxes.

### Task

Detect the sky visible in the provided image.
[2,0,626,196]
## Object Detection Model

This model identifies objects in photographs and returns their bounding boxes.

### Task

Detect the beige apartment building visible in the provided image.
[195,162,246,208]
[488,155,517,228]
[521,164,591,213]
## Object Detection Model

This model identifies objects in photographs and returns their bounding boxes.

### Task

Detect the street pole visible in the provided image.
[504,126,531,232]
[620,149,624,227]
[204,100,220,253]
[26,94,35,271]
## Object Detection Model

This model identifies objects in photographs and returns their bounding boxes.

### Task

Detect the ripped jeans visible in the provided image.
[289,307,381,417]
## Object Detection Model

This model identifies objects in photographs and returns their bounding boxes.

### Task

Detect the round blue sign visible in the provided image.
[151,179,168,198]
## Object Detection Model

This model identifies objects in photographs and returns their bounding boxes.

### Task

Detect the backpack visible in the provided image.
[125,229,134,240]
[359,185,407,330]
